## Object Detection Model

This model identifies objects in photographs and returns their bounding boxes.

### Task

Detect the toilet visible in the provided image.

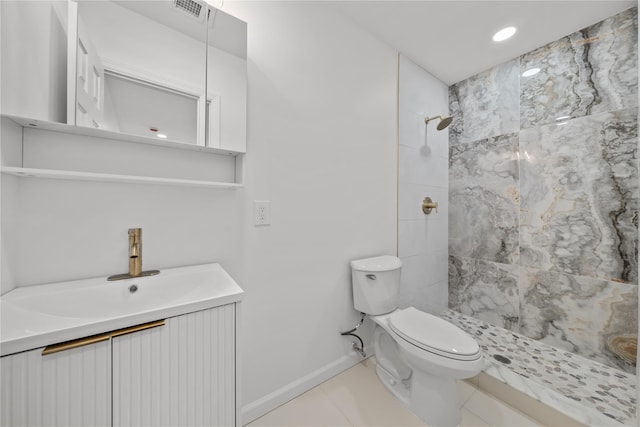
[350,255,483,427]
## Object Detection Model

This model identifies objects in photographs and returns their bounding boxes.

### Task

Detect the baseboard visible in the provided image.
[241,349,370,424]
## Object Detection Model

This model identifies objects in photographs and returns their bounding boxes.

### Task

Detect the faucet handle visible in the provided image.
[128,228,142,276]
[422,197,438,215]
[129,228,140,254]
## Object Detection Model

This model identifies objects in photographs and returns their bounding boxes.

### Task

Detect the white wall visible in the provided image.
[222,2,397,421]
[1,1,398,424]
[1,118,24,295]
[1,119,239,290]
[397,55,450,315]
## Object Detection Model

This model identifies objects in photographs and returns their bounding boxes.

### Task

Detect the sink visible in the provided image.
[7,266,228,318]
[1,263,243,356]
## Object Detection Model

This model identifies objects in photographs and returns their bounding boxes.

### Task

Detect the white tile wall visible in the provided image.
[398,183,449,221]
[398,55,450,314]
[399,145,449,186]
[398,219,448,258]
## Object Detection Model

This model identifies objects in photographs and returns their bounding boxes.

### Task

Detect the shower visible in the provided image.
[425,115,453,130]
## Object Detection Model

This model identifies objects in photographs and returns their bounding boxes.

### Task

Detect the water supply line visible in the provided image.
[340,312,367,357]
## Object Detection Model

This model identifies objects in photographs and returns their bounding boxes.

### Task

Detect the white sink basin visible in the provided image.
[8,266,227,318]
[1,263,243,356]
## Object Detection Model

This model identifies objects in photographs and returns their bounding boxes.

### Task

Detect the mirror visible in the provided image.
[76,0,207,145]
[1,0,247,152]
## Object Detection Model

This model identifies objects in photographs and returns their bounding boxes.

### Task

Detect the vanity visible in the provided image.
[1,263,243,426]
[1,3,247,425]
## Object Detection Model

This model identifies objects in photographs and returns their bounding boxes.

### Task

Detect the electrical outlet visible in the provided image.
[254,200,271,226]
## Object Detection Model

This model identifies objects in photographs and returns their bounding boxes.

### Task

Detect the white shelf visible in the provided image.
[2,115,244,157]
[1,167,243,189]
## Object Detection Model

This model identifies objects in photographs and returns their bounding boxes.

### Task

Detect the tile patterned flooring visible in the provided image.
[442,309,636,425]
[246,359,545,427]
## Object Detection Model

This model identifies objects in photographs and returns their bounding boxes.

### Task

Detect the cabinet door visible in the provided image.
[75,15,105,129]
[112,304,236,427]
[1,340,111,427]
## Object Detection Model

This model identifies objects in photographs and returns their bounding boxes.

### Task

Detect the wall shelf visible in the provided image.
[1,166,243,189]
[2,115,244,157]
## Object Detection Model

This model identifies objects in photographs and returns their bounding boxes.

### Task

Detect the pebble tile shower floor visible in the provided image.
[442,310,637,426]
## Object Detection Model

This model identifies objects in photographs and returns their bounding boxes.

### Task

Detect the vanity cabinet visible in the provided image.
[112,304,236,427]
[1,339,111,426]
[1,305,237,427]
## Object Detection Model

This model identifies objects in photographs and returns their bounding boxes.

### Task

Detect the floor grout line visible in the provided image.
[459,382,478,408]
[317,384,356,427]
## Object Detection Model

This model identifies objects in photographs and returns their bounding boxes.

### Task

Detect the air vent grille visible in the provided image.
[173,0,202,19]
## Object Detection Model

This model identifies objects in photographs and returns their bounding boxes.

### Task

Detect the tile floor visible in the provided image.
[247,359,545,427]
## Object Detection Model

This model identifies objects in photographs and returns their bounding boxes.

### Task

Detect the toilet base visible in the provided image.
[375,362,410,406]
[375,361,461,427]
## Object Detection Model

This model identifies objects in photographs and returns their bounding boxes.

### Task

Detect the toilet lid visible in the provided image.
[389,307,480,361]
[351,256,401,272]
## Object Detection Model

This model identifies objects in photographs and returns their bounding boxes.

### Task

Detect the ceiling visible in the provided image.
[333,1,637,85]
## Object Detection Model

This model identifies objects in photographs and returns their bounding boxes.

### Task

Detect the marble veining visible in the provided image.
[449,133,519,264]
[447,6,638,391]
[441,309,637,426]
[448,256,519,331]
[449,59,520,145]
[520,7,638,130]
[520,268,638,374]
[520,108,639,284]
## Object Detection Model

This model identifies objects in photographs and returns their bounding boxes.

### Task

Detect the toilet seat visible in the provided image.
[389,307,480,361]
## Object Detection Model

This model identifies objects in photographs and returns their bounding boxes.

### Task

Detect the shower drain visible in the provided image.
[493,354,512,364]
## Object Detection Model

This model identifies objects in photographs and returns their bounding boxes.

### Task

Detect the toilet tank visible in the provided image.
[350,256,401,315]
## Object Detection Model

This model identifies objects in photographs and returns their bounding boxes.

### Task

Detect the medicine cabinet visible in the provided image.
[0,0,247,153]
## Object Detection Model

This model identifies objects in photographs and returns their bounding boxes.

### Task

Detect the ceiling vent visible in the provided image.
[173,0,203,20]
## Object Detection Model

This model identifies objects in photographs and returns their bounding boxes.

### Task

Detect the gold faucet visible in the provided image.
[129,228,142,277]
[107,228,160,281]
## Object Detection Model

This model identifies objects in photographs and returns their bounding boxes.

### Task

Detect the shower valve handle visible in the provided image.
[422,197,438,215]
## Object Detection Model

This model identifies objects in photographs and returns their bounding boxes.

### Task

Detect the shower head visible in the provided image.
[425,115,453,131]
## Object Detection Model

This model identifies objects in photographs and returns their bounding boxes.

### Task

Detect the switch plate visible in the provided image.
[254,200,271,226]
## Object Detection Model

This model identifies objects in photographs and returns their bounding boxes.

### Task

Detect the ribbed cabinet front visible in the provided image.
[112,305,236,427]
[1,340,111,426]
[1,304,236,427]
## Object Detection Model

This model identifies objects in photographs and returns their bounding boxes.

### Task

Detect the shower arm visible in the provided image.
[424,115,453,130]
[424,116,444,124]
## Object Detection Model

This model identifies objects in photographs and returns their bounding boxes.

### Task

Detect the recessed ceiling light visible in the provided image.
[157,133,168,139]
[522,67,540,77]
[493,26,517,42]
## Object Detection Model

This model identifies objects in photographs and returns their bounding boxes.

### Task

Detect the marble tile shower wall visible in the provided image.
[448,7,639,374]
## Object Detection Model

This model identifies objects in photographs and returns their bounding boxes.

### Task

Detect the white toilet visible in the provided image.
[350,255,483,427]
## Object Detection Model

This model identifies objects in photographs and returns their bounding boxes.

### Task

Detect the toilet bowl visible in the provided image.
[350,256,483,427]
